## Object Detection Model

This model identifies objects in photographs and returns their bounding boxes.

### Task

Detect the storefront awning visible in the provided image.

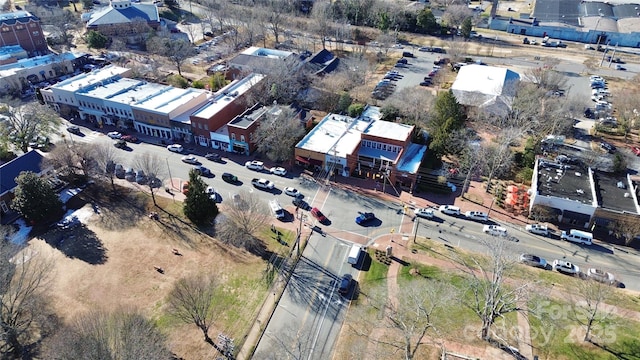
[295,155,310,164]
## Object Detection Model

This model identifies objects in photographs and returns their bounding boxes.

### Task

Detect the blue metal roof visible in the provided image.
[0,150,45,195]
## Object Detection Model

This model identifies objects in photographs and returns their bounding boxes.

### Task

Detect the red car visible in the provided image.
[121,135,138,143]
[311,207,328,223]
[631,146,640,156]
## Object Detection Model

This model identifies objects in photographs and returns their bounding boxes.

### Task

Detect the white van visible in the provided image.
[269,200,285,220]
[347,244,363,265]
[561,229,593,245]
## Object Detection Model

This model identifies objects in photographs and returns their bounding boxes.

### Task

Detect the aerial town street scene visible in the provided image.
[1,0,640,358]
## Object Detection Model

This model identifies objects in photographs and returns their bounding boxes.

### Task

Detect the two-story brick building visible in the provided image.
[0,11,48,57]
[295,106,427,191]
[86,0,160,37]
[189,73,264,150]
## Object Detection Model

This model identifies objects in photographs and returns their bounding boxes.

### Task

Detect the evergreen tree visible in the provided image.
[416,8,439,34]
[12,171,63,224]
[183,170,218,226]
[461,17,473,38]
[428,90,466,157]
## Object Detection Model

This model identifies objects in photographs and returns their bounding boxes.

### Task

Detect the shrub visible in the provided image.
[347,103,365,117]
[167,74,189,88]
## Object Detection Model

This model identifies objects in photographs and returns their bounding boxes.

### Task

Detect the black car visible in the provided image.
[205,153,221,162]
[338,274,353,295]
[600,141,616,153]
[114,139,127,149]
[397,58,408,65]
[194,165,212,177]
[293,197,310,210]
[221,172,238,183]
[67,125,81,135]
[402,51,414,58]
[584,108,595,119]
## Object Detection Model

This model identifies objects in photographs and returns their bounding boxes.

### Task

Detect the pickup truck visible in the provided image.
[251,178,274,190]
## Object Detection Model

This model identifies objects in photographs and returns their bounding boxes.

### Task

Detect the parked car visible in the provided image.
[114,164,125,178]
[415,208,434,219]
[311,207,328,223]
[525,223,549,236]
[483,225,507,236]
[251,178,274,190]
[438,205,460,215]
[221,172,238,183]
[194,165,212,177]
[338,273,353,295]
[465,211,488,222]
[205,186,216,200]
[600,141,616,153]
[124,168,135,181]
[615,64,626,71]
[587,268,615,284]
[245,160,264,171]
[166,144,184,153]
[205,153,221,162]
[182,182,189,194]
[402,51,414,58]
[66,125,81,135]
[519,254,547,269]
[270,167,287,176]
[553,260,580,275]
[135,170,147,184]
[114,139,127,149]
[181,155,200,164]
[284,187,301,197]
[355,212,375,225]
[56,215,80,230]
[107,131,122,139]
[121,135,138,142]
[419,81,432,87]
[396,58,408,65]
[631,146,640,156]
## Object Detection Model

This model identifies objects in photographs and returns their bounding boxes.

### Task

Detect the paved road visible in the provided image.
[253,235,355,360]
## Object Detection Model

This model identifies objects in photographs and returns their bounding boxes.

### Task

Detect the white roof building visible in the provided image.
[451,64,520,116]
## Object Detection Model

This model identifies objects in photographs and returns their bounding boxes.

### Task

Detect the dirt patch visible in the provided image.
[27,190,265,359]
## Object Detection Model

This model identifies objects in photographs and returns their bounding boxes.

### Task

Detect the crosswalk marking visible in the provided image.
[71,131,101,144]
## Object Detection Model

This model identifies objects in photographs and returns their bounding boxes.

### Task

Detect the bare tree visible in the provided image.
[529,204,557,223]
[442,5,473,29]
[256,327,314,360]
[523,58,568,91]
[92,143,122,193]
[0,101,61,153]
[0,242,55,358]
[264,0,292,44]
[43,308,172,359]
[569,277,616,343]
[311,1,334,49]
[147,35,196,76]
[457,238,530,342]
[44,142,95,182]
[612,85,640,139]
[608,217,640,246]
[133,152,166,206]
[254,107,305,162]
[215,191,269,253]
[384,87,434,126]
[350,281,457,360]
[444,38,469,62]
[167,275,229,357]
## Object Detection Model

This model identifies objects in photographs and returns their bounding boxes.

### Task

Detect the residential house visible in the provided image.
[0,150,46,220]
[451,64,520,116]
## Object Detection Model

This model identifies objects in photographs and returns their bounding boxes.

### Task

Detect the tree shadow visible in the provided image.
[285,256,345,318]
[590,338,640,359]
[43,226,108,265]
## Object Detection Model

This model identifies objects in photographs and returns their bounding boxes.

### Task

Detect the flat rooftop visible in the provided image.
[106,81,167,105]
[229,105,267,129]
[191,73,264,119]
[536,159,593,205]
[132,87,205,115]
[594,171,638,214]
[241,47,292,59]
[0,52,85,77]
[297,105,415,158]
[51,65,130,92]
[79,77,144,99]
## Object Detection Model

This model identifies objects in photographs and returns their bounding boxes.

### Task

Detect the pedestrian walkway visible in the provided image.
[69,130,103,144]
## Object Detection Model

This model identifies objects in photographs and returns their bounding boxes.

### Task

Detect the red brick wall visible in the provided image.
[0,18,47,55]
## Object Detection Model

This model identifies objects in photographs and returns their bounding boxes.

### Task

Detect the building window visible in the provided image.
[30,23,36,28]
[16,25,24,30]
[382,144,387,151]
[204,124,208,130]
[32,31,39,36]
[231,133,236,140]
[241,135,245,142]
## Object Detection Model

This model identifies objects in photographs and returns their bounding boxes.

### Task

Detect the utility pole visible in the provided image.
[166,157,174,189]
[413,217,420,243]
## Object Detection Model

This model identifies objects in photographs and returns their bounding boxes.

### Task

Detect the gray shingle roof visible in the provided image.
[87,3,159,27]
